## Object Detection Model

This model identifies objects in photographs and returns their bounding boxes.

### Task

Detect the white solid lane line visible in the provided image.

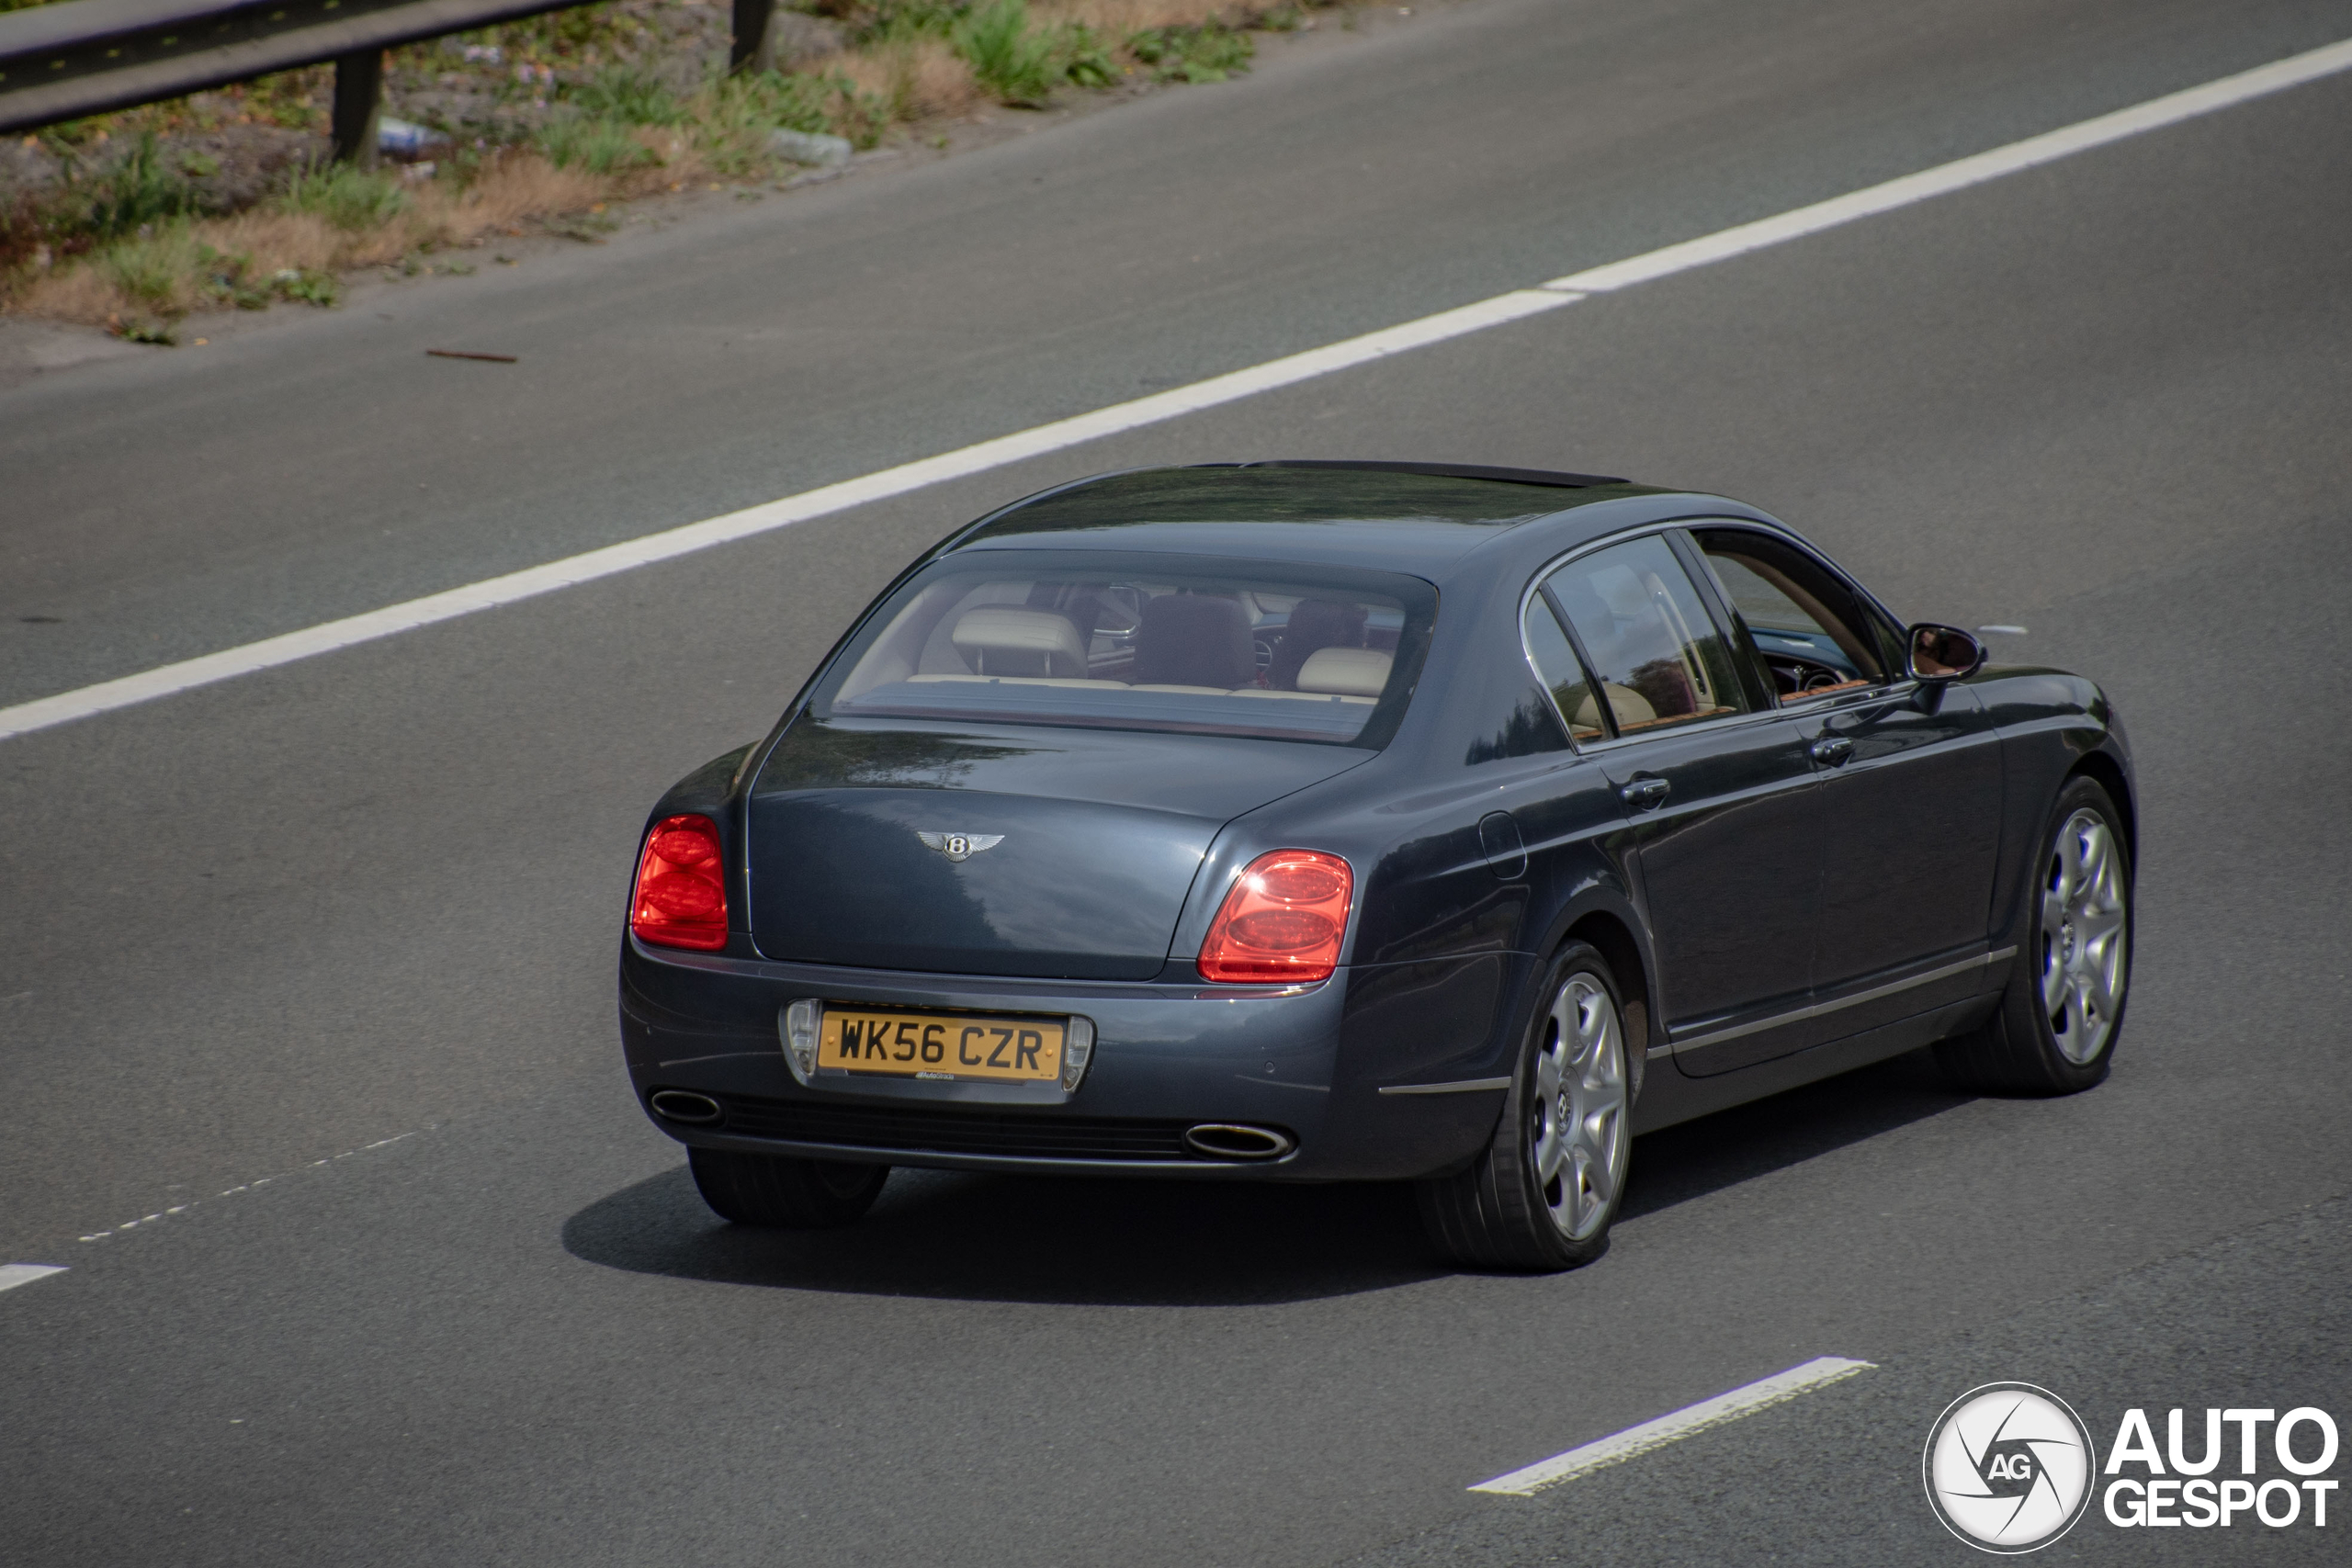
[1544,38,2352,296]
[4,36,2350,747]
[0,1264,67,1293]
[1469,1356,1875,1496]
[0,289,1575,745]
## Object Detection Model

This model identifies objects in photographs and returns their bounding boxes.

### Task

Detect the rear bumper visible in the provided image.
[619,938,1513,1181]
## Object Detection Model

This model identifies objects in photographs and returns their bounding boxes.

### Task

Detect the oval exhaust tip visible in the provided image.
[649,1089,723,1125]
[1183,1122,1295,1160]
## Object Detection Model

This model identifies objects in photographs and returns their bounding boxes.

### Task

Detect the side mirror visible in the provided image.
[1907,624,1984,682]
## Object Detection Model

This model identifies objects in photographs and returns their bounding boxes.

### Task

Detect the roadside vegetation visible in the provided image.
[0,0,1333,340]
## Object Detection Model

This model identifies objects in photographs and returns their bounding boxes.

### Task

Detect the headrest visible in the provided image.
[1268,599,1367,691]
[950,608,1087,678]
[1132,594,1254,689]
[1575,682,1656,732]
[1295,647,1392,698]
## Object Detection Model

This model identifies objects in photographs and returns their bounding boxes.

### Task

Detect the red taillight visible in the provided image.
[630,814,729,951]
[1198,850,1353,984]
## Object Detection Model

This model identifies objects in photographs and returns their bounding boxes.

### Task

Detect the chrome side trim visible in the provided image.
[1378,1076,1512,1096]
[1669,949,2011,1054]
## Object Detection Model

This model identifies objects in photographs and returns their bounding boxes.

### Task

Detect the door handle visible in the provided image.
[1621,777,1671,810]
[1809,737,1855,766]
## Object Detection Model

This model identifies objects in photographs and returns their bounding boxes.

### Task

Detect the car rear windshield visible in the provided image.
[813,550,1437,746]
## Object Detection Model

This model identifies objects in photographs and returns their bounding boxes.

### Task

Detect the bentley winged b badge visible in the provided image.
[917,831,1005,863]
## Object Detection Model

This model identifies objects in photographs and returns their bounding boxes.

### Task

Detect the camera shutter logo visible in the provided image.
[1923,1382,2098,1552]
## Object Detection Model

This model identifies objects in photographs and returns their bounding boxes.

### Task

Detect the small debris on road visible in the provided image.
[426,349,519,364]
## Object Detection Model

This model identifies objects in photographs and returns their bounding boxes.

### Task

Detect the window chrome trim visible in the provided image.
[1666,947,2018,1055]
[1768,679,1918,716]
[1377,1076,1512,1096]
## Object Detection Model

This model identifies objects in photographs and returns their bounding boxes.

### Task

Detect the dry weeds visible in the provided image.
[6,0,1321,332]
[836,36,985,123]
[1040,0,1257,34]
[10,146,667,324]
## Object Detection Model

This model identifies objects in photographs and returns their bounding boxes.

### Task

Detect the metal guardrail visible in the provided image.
[0,0,780,159]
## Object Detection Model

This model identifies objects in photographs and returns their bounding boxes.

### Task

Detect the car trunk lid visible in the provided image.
[746,718,1368,979]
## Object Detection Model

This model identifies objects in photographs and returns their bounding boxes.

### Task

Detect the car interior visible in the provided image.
[1692,532,1892,704]
[1522,530,1909,747]
[830,570,1411,742]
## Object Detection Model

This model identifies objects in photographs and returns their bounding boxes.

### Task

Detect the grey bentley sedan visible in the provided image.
[619,462,2133,1270]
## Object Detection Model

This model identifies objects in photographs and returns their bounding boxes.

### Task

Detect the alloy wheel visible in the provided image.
[1528,973,1629,1241]
[2040,808,2130,1065]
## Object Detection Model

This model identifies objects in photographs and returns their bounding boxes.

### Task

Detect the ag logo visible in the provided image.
[917,831,1003,863]
[1924,1382,2097,1552]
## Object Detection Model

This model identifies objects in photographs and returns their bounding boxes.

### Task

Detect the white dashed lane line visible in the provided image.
[71,1130,429,1245]
[1470,1356,1876,1496]
[1,37,2348,745]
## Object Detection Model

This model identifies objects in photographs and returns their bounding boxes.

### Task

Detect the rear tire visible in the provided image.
[1936,776,2132,1095]
[1418,942,1632,1271]
[688,1146,888,1228]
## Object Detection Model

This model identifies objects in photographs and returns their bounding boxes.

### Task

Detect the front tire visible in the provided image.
[1418,942,1633,1270]
[1937,775,2132,1095]
[688,1145,888,1228]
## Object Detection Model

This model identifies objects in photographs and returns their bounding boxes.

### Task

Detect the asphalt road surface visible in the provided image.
[5,0,2350,1562]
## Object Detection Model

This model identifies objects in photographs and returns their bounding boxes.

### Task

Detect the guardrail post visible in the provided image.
[330,49,384,167]
[729,0,777,73]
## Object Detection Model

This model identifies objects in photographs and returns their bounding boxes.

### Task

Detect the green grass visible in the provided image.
[99,220,201,310]
[854,2,968,47]
[692,67,888,171]
[1129,21,1254,84]
[567,66,689,126]
[78,134,209,239]
[955,0,1061,107]
[196,243,274,309]
[535,116,660,174]
[278,162,412,231]
[271,266,340,307]
[1054,24,1118,90]
[950,0,1124,107]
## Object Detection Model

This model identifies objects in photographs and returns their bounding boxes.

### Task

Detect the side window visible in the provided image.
[1693,530,1889,705]
[1543,536,1749,736]
[1521,596,1607,743]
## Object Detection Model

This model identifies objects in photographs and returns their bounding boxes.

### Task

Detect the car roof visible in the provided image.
[944,463,1680,577]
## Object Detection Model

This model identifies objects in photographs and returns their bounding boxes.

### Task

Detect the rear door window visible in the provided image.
[1539,536,1750,737]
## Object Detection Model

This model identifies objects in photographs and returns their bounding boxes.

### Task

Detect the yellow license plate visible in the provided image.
[819,1009,1063,1082]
